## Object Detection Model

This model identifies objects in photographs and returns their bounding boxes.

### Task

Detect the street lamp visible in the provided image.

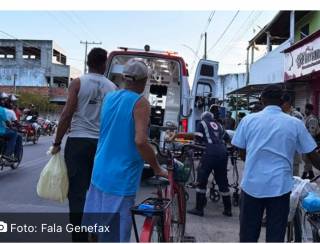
[181,44,200,60]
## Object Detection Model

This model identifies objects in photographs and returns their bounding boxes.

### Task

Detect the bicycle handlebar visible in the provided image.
[150,141,205,160]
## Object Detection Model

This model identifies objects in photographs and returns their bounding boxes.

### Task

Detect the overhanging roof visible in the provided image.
[227,83,284,97]
[249,11,311,46]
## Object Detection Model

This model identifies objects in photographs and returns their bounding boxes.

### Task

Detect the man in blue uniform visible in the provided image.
[188,111,232,217]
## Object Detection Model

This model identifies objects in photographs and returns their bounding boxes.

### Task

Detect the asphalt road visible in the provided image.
[0,135,266,242]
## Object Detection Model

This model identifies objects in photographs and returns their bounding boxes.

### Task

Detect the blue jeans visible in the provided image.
[2,128,18,156]
[83,184,134,242]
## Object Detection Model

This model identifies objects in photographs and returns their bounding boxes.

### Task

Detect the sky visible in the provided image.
[0,11,277,80]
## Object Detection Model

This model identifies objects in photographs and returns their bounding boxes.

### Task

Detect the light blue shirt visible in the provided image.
[91,90,144,196]
[232,105,317,198]
[0,106,8,134]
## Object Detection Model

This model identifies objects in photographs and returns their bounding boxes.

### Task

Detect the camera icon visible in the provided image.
[0,221,8,232]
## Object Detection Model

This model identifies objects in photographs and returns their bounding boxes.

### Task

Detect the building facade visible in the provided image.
[235,11,320,115]
[0,39,78,103]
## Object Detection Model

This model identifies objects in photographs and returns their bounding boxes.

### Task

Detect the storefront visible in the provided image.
[284,29,320,115]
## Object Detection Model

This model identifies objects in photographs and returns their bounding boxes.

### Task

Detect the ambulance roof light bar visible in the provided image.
[118,45,179,56]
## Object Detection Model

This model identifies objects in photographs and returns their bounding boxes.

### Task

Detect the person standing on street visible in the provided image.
[224,111,235,130]
[188,111,232,217]
[82,59,168,242]
[232,85,320,242]
[281,93,304,176]
[51,48,117,242]
[302,103,319,179]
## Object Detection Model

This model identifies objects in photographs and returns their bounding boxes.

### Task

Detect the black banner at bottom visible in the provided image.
[0,213,120,242]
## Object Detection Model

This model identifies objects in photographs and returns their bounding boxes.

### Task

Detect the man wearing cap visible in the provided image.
[83,59,168,242]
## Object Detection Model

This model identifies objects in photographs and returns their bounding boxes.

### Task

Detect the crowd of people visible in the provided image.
[49,46,320,242]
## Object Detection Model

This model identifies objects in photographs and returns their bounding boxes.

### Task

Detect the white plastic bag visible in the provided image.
[36,148,69,203]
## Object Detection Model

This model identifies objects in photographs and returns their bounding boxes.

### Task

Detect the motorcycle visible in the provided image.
[42,119,56,136]
[20,116,41,144]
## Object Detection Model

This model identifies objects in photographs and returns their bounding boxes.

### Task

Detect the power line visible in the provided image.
[208,10,240,54]
[70,11,101,41]
[0,29,85,67]
[46,11,82,41]
[189,11,216,73]
[215,11,264,66]
[215,11,257,59]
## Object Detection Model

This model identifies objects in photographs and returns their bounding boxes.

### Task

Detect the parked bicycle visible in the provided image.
[131,141,205,242]
[287,174,320,242]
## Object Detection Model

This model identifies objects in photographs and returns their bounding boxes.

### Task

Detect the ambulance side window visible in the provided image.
[200,64,214,77]
[196,83,212,97]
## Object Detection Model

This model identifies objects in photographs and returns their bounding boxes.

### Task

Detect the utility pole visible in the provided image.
[13,74,16,94]
[80,41,102,74]
[204,32,207,60]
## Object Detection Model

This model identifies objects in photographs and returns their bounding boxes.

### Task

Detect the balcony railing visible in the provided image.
[249,39,291,85]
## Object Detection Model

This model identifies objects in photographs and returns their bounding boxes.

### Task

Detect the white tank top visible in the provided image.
[69,73,116,139]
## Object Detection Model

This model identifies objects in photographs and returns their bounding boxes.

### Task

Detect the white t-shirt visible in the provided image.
[5,109,17,122]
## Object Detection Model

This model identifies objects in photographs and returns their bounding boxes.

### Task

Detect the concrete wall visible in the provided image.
[0,67,48,87]
[249,40,291,85]
[218,73,247,100]
[0,39,70,88]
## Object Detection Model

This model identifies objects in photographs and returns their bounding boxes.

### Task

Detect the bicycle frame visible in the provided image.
[131,141,206,243]
[138,151,186,242]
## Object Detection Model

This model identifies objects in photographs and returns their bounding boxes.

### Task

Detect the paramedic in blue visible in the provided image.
[232,84,320,242]
[188,111,232,217]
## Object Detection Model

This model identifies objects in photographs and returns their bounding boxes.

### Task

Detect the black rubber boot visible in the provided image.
[187,192,206,217]
[302,171,308,179]
[222,195,232,217]
[309,170,315,180]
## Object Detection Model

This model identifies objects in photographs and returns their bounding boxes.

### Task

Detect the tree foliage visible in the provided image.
[17,92,60,114]
[227,95,249,111]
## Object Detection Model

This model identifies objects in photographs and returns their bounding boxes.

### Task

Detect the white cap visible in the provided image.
[123,59,148,82]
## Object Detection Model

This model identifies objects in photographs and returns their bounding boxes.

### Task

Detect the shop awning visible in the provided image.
[227,83,287,97]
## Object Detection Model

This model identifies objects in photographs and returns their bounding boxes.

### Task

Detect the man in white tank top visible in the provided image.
[52,48,116,242]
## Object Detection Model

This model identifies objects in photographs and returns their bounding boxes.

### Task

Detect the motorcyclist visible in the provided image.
[188,111,232,217]
[22,104,41,137]
[0,92,19,161]
[3,95,23,161]
[9,94,22,121]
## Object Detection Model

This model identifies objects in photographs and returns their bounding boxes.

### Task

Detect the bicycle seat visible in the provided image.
[147,176,170,187]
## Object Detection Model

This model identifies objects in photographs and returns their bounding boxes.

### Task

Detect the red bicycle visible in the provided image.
[131,142,204,242]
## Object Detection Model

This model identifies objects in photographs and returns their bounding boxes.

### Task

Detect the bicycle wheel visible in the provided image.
[140,217,164,242]
[170,187,186,242]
